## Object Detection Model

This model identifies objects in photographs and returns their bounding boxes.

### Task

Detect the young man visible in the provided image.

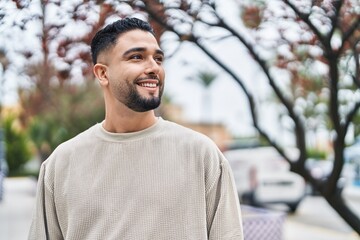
[29,18,243,240]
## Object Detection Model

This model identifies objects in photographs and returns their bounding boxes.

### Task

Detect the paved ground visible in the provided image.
[0,177,359,240]
[0,177,37,240]
[283,196,359,240]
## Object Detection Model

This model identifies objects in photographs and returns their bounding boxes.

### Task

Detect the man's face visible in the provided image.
[100,29,165,112]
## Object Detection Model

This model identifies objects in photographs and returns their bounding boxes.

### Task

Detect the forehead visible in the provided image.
[115,30,160,52]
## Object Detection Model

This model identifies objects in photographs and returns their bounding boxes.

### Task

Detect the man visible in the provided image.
[29,17,243,240]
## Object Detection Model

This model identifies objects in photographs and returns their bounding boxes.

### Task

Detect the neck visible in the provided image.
[103,108,157,133]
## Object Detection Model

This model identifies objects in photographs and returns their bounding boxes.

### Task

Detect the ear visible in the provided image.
[93,63,109,86]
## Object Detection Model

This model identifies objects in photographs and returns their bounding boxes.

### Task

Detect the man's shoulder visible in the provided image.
[163,120,204,136]
[51,124,98,157]
[161,120,216,146]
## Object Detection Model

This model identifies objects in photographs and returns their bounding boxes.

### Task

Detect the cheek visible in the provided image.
[160,68,165,81]
[108,68,127,84]
[122,66,143,81]
[106,68,116,82]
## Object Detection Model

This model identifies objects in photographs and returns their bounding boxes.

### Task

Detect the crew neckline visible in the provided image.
[95,117,164,142]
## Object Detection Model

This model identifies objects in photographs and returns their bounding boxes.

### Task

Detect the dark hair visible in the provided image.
[90,17,155,64]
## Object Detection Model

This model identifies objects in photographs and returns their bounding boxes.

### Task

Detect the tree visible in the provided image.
[1,0,167,162]
[130,0,360,234]
[187,69,218,123]
[25,81,105,161]
[0,0,114,161]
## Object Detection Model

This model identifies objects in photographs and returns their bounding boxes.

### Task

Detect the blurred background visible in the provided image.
[0,0,359,239]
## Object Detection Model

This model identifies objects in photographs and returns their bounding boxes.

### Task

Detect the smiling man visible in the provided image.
[28,18,244,240]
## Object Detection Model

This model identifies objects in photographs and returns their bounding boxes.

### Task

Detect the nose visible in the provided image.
[144,57,161,75]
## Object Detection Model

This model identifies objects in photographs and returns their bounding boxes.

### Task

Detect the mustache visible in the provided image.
[136,75,160,82]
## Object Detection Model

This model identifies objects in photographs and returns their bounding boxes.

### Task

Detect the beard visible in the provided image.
[122,80,163,112]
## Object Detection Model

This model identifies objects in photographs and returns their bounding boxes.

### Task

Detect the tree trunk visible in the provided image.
[325,191,360,235]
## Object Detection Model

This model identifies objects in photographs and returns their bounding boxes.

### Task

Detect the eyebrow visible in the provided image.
[122,47,164,57]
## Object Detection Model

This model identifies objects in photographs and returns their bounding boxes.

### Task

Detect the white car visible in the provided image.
[223,146,306,212]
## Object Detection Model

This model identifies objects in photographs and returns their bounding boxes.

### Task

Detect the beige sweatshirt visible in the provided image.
[28,118,243,240]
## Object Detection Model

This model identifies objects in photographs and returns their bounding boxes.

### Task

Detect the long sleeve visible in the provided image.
[206,158,244,240]
[28,162,63,240]
[27,120,244,239]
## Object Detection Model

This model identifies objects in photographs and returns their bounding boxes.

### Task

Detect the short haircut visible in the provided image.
[90,17,155,64]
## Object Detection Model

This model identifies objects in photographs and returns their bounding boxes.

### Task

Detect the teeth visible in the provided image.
[140,83,157,88]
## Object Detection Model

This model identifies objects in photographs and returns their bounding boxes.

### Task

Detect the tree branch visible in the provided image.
[339,16,360,53]
[206,8,308,166]
[162,39,182,59]
[343,101,360,136]
[328,0,343,45]
[193,38,292,163]
[144,0,306,166]
[352,39,360,88]
[283,0,328,47]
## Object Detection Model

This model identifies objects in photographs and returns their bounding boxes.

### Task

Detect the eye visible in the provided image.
[154,55,164,63]
[129,54,142,60]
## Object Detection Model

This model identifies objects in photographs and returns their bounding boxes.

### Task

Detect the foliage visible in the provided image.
[2,114,32,174]
[25,81,105,161]
[307,148,327,160]
[0,0,167,162]
[188,70,218,88]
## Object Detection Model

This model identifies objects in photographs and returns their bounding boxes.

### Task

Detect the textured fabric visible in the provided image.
[28,118,243,240]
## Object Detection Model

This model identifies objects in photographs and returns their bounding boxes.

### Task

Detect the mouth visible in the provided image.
[136,77,160,88]
[136,79,160,95]
[137,81,158,88]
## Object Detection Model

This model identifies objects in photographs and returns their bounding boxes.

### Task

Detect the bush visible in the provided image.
[3,115,32,174]
[307,148,327,160]
[27,82,105,162]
